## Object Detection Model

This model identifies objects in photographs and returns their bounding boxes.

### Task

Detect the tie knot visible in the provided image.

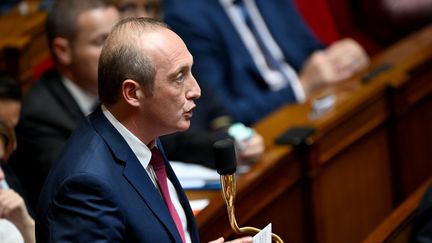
[150,147,165,170]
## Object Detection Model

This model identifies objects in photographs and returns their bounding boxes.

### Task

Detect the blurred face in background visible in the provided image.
[117,0,161,19]
[0,100,21,128]
[70,6,120,95]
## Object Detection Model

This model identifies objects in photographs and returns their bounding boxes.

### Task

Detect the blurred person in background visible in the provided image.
[9,0,120,211]
[164,0,369,125]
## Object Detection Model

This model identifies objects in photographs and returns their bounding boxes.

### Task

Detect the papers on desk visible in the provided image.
[189,199,210,216]
[170,161,221,190]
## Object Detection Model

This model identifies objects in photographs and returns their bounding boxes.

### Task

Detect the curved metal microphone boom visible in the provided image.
[213,139,284,243]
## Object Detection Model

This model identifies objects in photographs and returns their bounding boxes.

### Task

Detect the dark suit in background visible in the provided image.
[36,108,199,242]
[164,0,323,125]
[10,70,85,211]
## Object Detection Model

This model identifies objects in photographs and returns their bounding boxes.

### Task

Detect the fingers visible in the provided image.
[238,134,265,160]
[226,236,254,243]
[208,237,225,243]
[0,189,28,222]
[209,236,254,243]
[326,38,369,78]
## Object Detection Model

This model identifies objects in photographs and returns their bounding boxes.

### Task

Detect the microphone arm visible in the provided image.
[214,139,284,243]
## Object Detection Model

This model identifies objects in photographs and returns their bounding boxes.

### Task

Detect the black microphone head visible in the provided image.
[213,139,237,175]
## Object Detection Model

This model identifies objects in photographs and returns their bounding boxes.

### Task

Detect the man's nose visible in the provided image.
[187,75,201,100]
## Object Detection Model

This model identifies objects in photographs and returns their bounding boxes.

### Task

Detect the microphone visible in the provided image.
[213,139,283,243]
[213,139,237,175]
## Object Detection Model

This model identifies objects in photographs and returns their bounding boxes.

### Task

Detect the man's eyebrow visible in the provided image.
[168,65,190,78]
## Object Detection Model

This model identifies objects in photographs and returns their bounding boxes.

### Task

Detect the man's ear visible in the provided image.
[52,37,72,65]
[122,79,143,107]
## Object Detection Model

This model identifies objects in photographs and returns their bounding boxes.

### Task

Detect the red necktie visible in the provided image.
[150,147,186,243]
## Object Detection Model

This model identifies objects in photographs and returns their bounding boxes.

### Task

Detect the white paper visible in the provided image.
[170,161,221,189]
[189,199,210,213]
[253,223,272,243]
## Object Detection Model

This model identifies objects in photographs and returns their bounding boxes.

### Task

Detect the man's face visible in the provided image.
[140,29,201,136]
[0,100,21,128]
[69,7,120,95]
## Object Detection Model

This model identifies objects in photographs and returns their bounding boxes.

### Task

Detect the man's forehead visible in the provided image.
[138,29,184,55]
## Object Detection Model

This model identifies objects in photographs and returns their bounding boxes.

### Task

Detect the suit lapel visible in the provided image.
[89,109,183,243]
[44,71,85,123]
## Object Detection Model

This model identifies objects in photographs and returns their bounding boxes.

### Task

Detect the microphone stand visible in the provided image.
[214,138,284,242]
[220,173,284,243]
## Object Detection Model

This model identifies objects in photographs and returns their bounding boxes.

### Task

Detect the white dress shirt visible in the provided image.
[62,78,98,116]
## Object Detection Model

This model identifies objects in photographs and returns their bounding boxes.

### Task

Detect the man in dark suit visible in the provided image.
[113,0,265,168]
[164,0,369,125]
[37,17,251,243]
[9,0,120,210]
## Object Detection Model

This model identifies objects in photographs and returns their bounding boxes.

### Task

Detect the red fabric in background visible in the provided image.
[294,0,382,55]
[294,0,340,45]
[32,57,53,81]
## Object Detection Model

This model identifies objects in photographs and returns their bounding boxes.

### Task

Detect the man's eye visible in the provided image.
[176,73,185,82]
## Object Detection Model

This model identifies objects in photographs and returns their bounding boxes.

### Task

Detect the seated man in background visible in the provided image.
[164,0,369,125]
[9,0,120,211]
[115,0,265,168]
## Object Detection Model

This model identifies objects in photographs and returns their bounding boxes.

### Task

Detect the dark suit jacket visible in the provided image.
[164,0,323,125]
[36,108,199,242]
[10,70,85,211]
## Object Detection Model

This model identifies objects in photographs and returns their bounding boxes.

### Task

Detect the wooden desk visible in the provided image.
[192,25,432,243]
[0,1,49,83]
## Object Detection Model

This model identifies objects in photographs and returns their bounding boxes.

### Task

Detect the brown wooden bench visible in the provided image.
[363,178,432,243]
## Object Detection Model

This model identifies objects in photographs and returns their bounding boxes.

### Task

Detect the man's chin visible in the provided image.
[178,123,191,132]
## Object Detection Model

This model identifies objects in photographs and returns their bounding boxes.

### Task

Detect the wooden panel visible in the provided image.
[388,64,432,201]
[313,127,393,243]
[363,178,432,243]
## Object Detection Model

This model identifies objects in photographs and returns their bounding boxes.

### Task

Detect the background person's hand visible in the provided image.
[0,189,35,243]
[325,38,369,80]
[237,133,265,163]
[299,38,369,97]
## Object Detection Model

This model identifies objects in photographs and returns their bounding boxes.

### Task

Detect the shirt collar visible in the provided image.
[101,105,153,169]
[62,77,98,116]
